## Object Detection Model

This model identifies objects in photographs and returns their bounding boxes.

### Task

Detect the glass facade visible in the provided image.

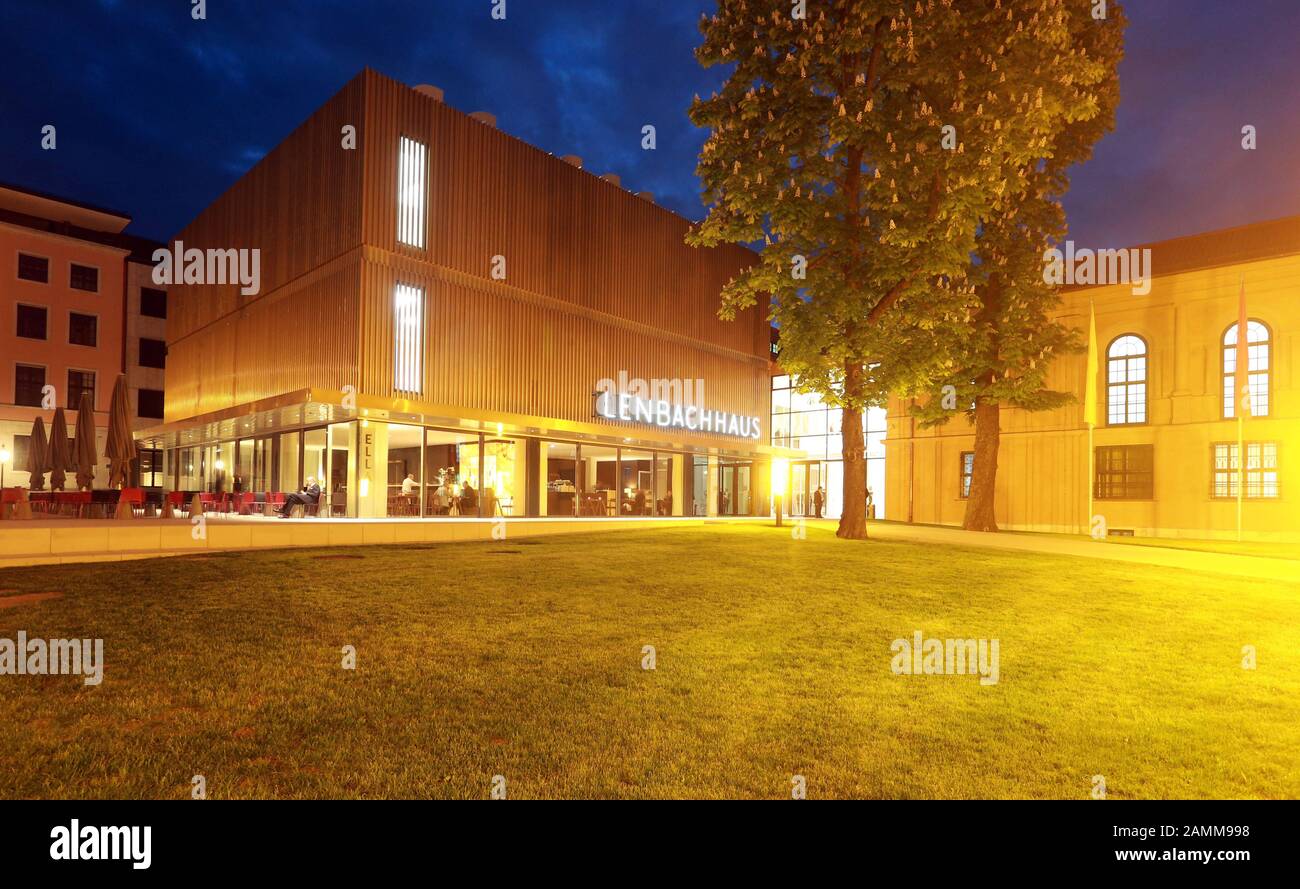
[157,413,758,520]
[771,374,886,519]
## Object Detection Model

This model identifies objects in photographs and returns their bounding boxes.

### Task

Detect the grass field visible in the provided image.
[1,523,1297,799]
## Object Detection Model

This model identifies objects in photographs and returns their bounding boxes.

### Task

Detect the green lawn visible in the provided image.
[1,523,1297,799]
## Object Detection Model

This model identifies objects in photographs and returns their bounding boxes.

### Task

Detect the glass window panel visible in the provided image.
[425,429,480,516]
[579,444,618,517]
[653,453,673,515]
[543,441,579,516]
[790,390,825,412]
[278,431,300,493]
[789,410,827,437]
[618,449,652,515]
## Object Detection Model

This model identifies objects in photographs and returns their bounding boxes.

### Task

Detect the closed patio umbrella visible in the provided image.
[74,390,98,491]
[48,407,71,491]
[26,416,49,491]
[105,374,135,488]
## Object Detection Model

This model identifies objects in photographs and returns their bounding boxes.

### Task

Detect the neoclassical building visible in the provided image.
[885,215,1300,541]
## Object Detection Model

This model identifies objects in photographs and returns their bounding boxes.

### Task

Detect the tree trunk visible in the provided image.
[837,363,868,540]
[962,396,1000,531]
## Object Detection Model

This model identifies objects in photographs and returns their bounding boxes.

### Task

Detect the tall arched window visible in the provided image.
[1223,320,1271,418]
[1107,335,1148,425]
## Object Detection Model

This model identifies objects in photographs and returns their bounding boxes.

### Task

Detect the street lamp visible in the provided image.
[0,445,10,490]
[771,458,788,528]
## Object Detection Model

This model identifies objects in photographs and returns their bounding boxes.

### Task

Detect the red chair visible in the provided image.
[166,490,186,513]
[234,492,255,515]
[119,487,145,517]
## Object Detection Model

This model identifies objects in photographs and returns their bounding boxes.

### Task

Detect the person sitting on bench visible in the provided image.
[279,477,322,517]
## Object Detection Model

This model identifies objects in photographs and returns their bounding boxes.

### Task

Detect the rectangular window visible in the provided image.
[1212,442,1279,499]
[138,446,164,487]
[138,388,165,419]
[1095,445,1154,499]
[15,364,46,407]
[70,263,99,292]
[397,136,428,248]
[140,287,168,318]
[13,435,31,469]
[139,337,167,368]
[16,304,47,339]
[67,370,95,410]
[69,312,98,346]
[959,451,974,499]
[17,253,48,283]
[393,283,424,393]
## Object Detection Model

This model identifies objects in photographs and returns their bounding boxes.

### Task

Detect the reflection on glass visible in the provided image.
[178,446,200,492]
[235,440,252,493]
[327,422,353,517]
[279,431,300,493]
[252,438,271,492]
[303,428,328,497]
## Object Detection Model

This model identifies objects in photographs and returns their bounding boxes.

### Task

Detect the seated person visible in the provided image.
[658,491,673,515]
[278,476,322,517]
[432,483,449,514]
[460,481,477,511]
[401,472,417,496]
[633,488,647,515]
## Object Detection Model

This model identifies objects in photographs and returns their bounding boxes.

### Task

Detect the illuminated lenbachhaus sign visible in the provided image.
[594,390,762,440]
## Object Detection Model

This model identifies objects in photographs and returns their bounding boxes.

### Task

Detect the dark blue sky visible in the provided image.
[3,0,1297,248]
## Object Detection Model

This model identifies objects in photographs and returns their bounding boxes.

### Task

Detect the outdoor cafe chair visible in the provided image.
[118,487,146,517]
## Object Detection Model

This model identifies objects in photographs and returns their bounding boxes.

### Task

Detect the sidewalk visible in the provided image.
[857,520,1300,584]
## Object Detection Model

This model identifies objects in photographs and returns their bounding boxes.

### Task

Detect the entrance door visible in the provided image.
[717,462,753,516]
[791,460,822,516]
[791,464,807,516]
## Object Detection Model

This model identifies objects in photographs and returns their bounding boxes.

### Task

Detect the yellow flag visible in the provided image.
[1083,300,1098,428]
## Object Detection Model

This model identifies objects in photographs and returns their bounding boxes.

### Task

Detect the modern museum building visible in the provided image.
[137,69,784,520]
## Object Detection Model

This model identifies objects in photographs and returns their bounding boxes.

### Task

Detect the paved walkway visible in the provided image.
[850,520,1300,583]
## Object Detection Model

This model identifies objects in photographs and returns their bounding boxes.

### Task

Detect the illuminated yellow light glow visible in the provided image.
[771,459,789,496]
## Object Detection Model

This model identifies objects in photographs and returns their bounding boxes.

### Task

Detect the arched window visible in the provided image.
[1223,320,1271,418]
[1106,335,1148,424]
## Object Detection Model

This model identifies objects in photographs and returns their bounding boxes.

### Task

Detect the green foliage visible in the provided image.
[688,0,1125,415]
[913,2,1125,428]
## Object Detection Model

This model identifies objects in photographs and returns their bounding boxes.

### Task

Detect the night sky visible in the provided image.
[3,0,1297,249]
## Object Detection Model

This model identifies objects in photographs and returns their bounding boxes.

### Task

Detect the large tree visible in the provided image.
[688,0,1122,539]
[911,5,1125,531]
